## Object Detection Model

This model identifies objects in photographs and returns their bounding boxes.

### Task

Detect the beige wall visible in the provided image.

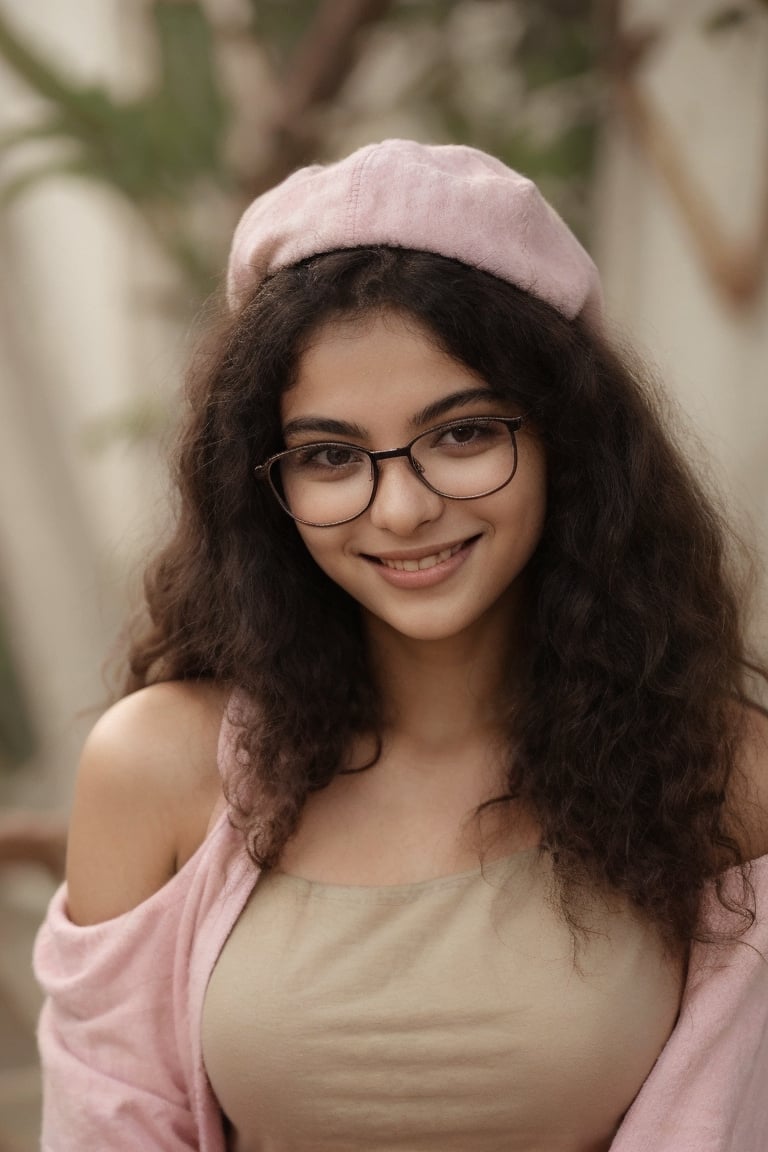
[0,1,174,804]
[596,0,768,639]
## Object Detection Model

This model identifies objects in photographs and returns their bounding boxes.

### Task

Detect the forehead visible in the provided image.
[281,311,486,430]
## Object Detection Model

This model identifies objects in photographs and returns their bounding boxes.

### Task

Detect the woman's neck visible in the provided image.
[365,611,519,760]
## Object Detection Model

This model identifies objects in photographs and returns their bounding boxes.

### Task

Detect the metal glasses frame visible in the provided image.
[254,414,526,528]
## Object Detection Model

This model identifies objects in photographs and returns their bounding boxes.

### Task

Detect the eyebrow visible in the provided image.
[413,387,500,427]
[281,387,500,442]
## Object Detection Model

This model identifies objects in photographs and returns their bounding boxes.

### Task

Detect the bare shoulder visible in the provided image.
[66,680,231,926]
[730,703,768,862]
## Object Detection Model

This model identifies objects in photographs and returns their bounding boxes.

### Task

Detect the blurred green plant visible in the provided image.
[704,1,768,34]
[0,0,603,292]
[0,1,229,291]
[435,0,600,233]
[1,0,761,284]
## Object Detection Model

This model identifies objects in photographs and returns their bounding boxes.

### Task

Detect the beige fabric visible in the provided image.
[202,850,682,1152]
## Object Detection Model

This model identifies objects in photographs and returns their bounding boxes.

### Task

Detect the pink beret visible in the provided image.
[227,139,603,325]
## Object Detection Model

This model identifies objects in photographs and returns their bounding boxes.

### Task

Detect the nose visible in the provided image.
[367,455,445,535]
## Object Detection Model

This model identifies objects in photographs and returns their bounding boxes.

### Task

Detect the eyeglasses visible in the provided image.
[254,415,525,527]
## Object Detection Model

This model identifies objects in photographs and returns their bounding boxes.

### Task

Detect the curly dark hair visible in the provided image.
[125,246,764,948]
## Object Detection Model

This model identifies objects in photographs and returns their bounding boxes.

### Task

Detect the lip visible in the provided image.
[362,535,480,589]
[366,538,471,564]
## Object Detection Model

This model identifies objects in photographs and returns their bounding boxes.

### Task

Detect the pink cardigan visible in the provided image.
[34,812,768,1150]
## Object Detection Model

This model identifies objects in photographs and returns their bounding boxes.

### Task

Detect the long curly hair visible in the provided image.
[125,246,763,947]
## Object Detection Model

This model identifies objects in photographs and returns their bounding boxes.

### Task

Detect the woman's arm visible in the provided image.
[36,680,229,1152]
[65,680,227,924]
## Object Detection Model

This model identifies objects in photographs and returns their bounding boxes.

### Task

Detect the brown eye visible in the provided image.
[288,443,367,476]
[324,447,358,467]
[444,424,479,445]
[429,421,505,453]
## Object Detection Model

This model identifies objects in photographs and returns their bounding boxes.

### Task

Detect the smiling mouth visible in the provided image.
[368,537,478,572]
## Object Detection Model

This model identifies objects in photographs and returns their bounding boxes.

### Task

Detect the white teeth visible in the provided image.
[378,542,463,572]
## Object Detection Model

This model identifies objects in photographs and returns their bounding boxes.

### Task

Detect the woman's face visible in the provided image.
[280,310,547,644]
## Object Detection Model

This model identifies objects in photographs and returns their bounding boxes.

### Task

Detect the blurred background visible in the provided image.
[0,0,765,1146]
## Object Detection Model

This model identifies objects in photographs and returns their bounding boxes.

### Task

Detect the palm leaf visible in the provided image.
[0,3,229,204]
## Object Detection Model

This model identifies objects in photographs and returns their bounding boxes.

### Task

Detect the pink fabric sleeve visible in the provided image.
[611,854,768,1151]
[33,807,256,1151]
[35,875,199,1147]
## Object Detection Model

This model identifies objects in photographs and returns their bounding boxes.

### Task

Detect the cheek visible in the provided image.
[517,445,547,538]
[497,495,546,573]
[294,525,346,579]
[500,440,546,525]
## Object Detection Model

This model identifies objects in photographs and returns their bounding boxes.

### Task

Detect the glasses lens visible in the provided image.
[274,443,375,526]
[411,419,517,498]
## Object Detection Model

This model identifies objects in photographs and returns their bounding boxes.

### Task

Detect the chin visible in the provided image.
[362,590,518,647]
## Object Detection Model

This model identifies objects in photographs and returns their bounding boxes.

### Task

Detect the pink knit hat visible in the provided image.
[227,139,603,325]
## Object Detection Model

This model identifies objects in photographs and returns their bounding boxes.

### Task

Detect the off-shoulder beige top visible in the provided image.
[202,848,683,1152]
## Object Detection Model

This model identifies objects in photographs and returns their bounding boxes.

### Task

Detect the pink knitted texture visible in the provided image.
[226,139,603,325]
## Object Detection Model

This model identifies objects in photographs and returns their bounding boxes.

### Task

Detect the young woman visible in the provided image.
[35,140,768,1152]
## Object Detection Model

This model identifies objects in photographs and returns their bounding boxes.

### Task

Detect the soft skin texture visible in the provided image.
[283,310,547,647]
[65,680,228,927]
